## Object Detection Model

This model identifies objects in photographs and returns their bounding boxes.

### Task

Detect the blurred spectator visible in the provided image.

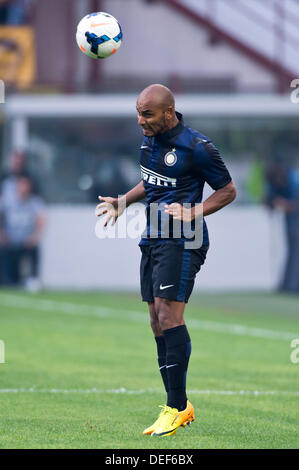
[266,160,299,293]
[0,151,39,205]
[0,174,46,290]
[0,0,33,25]
[0,1,36,89]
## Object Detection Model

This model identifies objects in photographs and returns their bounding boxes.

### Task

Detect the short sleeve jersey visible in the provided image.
[139,112,232,247]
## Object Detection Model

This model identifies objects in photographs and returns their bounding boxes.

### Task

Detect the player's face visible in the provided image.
[136,101,169,136]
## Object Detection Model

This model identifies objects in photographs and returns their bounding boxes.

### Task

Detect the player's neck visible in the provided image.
[165,115,179,133]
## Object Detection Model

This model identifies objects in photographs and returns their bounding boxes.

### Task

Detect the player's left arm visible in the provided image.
[165,141,236,221]
[165,182,236,221]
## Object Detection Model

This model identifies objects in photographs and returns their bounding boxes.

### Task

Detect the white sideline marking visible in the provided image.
[0,293,297,341]
[0,387,298,396]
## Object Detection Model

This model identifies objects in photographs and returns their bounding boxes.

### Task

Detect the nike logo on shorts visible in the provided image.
[159,284,174,290]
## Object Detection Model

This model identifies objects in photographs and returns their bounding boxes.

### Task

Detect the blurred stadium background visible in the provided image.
[0,0,299,293]
[0,0,299,450]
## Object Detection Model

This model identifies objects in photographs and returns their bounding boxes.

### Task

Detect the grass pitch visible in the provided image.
[0,289,298,449]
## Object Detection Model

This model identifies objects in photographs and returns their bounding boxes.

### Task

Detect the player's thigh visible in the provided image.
[151,241,208,303]
[183,246,208,302]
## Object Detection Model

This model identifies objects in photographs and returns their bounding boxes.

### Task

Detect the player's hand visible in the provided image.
[96,196,126,227]
[164,203,193,222]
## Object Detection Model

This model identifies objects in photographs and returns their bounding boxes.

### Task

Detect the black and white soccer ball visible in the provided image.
[76,12,123,59]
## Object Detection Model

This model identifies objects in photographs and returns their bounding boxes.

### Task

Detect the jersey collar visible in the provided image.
[155,112,184,143]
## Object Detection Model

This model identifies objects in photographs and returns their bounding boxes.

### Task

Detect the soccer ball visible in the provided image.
[76,12,123,59]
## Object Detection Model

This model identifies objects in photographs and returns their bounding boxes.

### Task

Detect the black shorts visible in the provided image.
[139,240,208,303]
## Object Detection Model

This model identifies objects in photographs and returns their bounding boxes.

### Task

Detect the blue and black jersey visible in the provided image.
[139,112,232,247]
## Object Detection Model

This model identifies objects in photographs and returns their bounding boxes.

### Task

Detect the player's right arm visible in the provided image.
[96,181,146,227]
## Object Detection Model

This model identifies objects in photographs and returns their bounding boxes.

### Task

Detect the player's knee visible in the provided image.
[156,299,173,330]
[150,315,161,336]
[148,304,161,336]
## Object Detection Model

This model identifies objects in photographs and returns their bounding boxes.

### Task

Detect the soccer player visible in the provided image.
[97,84,236,437]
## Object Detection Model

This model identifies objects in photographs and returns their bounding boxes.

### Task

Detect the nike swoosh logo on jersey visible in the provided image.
[159,284,174,290]
[140,145,149,149]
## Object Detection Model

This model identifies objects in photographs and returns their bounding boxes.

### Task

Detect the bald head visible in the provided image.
[136,84,178,137]
[138,84,175,110]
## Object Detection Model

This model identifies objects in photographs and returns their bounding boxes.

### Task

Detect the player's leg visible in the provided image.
[151,297,194,436]
[141,242,207,436]
[148,301,168,393]
[151,243,193,413]
[140,246,168,436]
[148,300,162,337]
[142,301,169,436]
[155,298,191,412]
[154,297,185,330]
[140,246,168,392]
[149,242,208,436]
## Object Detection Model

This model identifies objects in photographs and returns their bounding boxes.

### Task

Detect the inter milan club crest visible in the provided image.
[164,148,177,166]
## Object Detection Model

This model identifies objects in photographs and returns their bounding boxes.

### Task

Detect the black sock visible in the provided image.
[163,325,191,412]
[155,335,168,393]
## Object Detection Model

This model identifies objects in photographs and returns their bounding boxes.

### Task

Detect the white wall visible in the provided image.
[40,204,286,291]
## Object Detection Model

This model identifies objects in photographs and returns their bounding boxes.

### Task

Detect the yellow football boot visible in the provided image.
[143,405,168,435]
[151,400,195,437]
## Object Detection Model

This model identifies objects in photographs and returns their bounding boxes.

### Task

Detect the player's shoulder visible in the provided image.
[181,125,214,153]
[182,125,226,167]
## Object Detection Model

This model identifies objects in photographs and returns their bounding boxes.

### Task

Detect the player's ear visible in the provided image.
[165,105,173,121]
